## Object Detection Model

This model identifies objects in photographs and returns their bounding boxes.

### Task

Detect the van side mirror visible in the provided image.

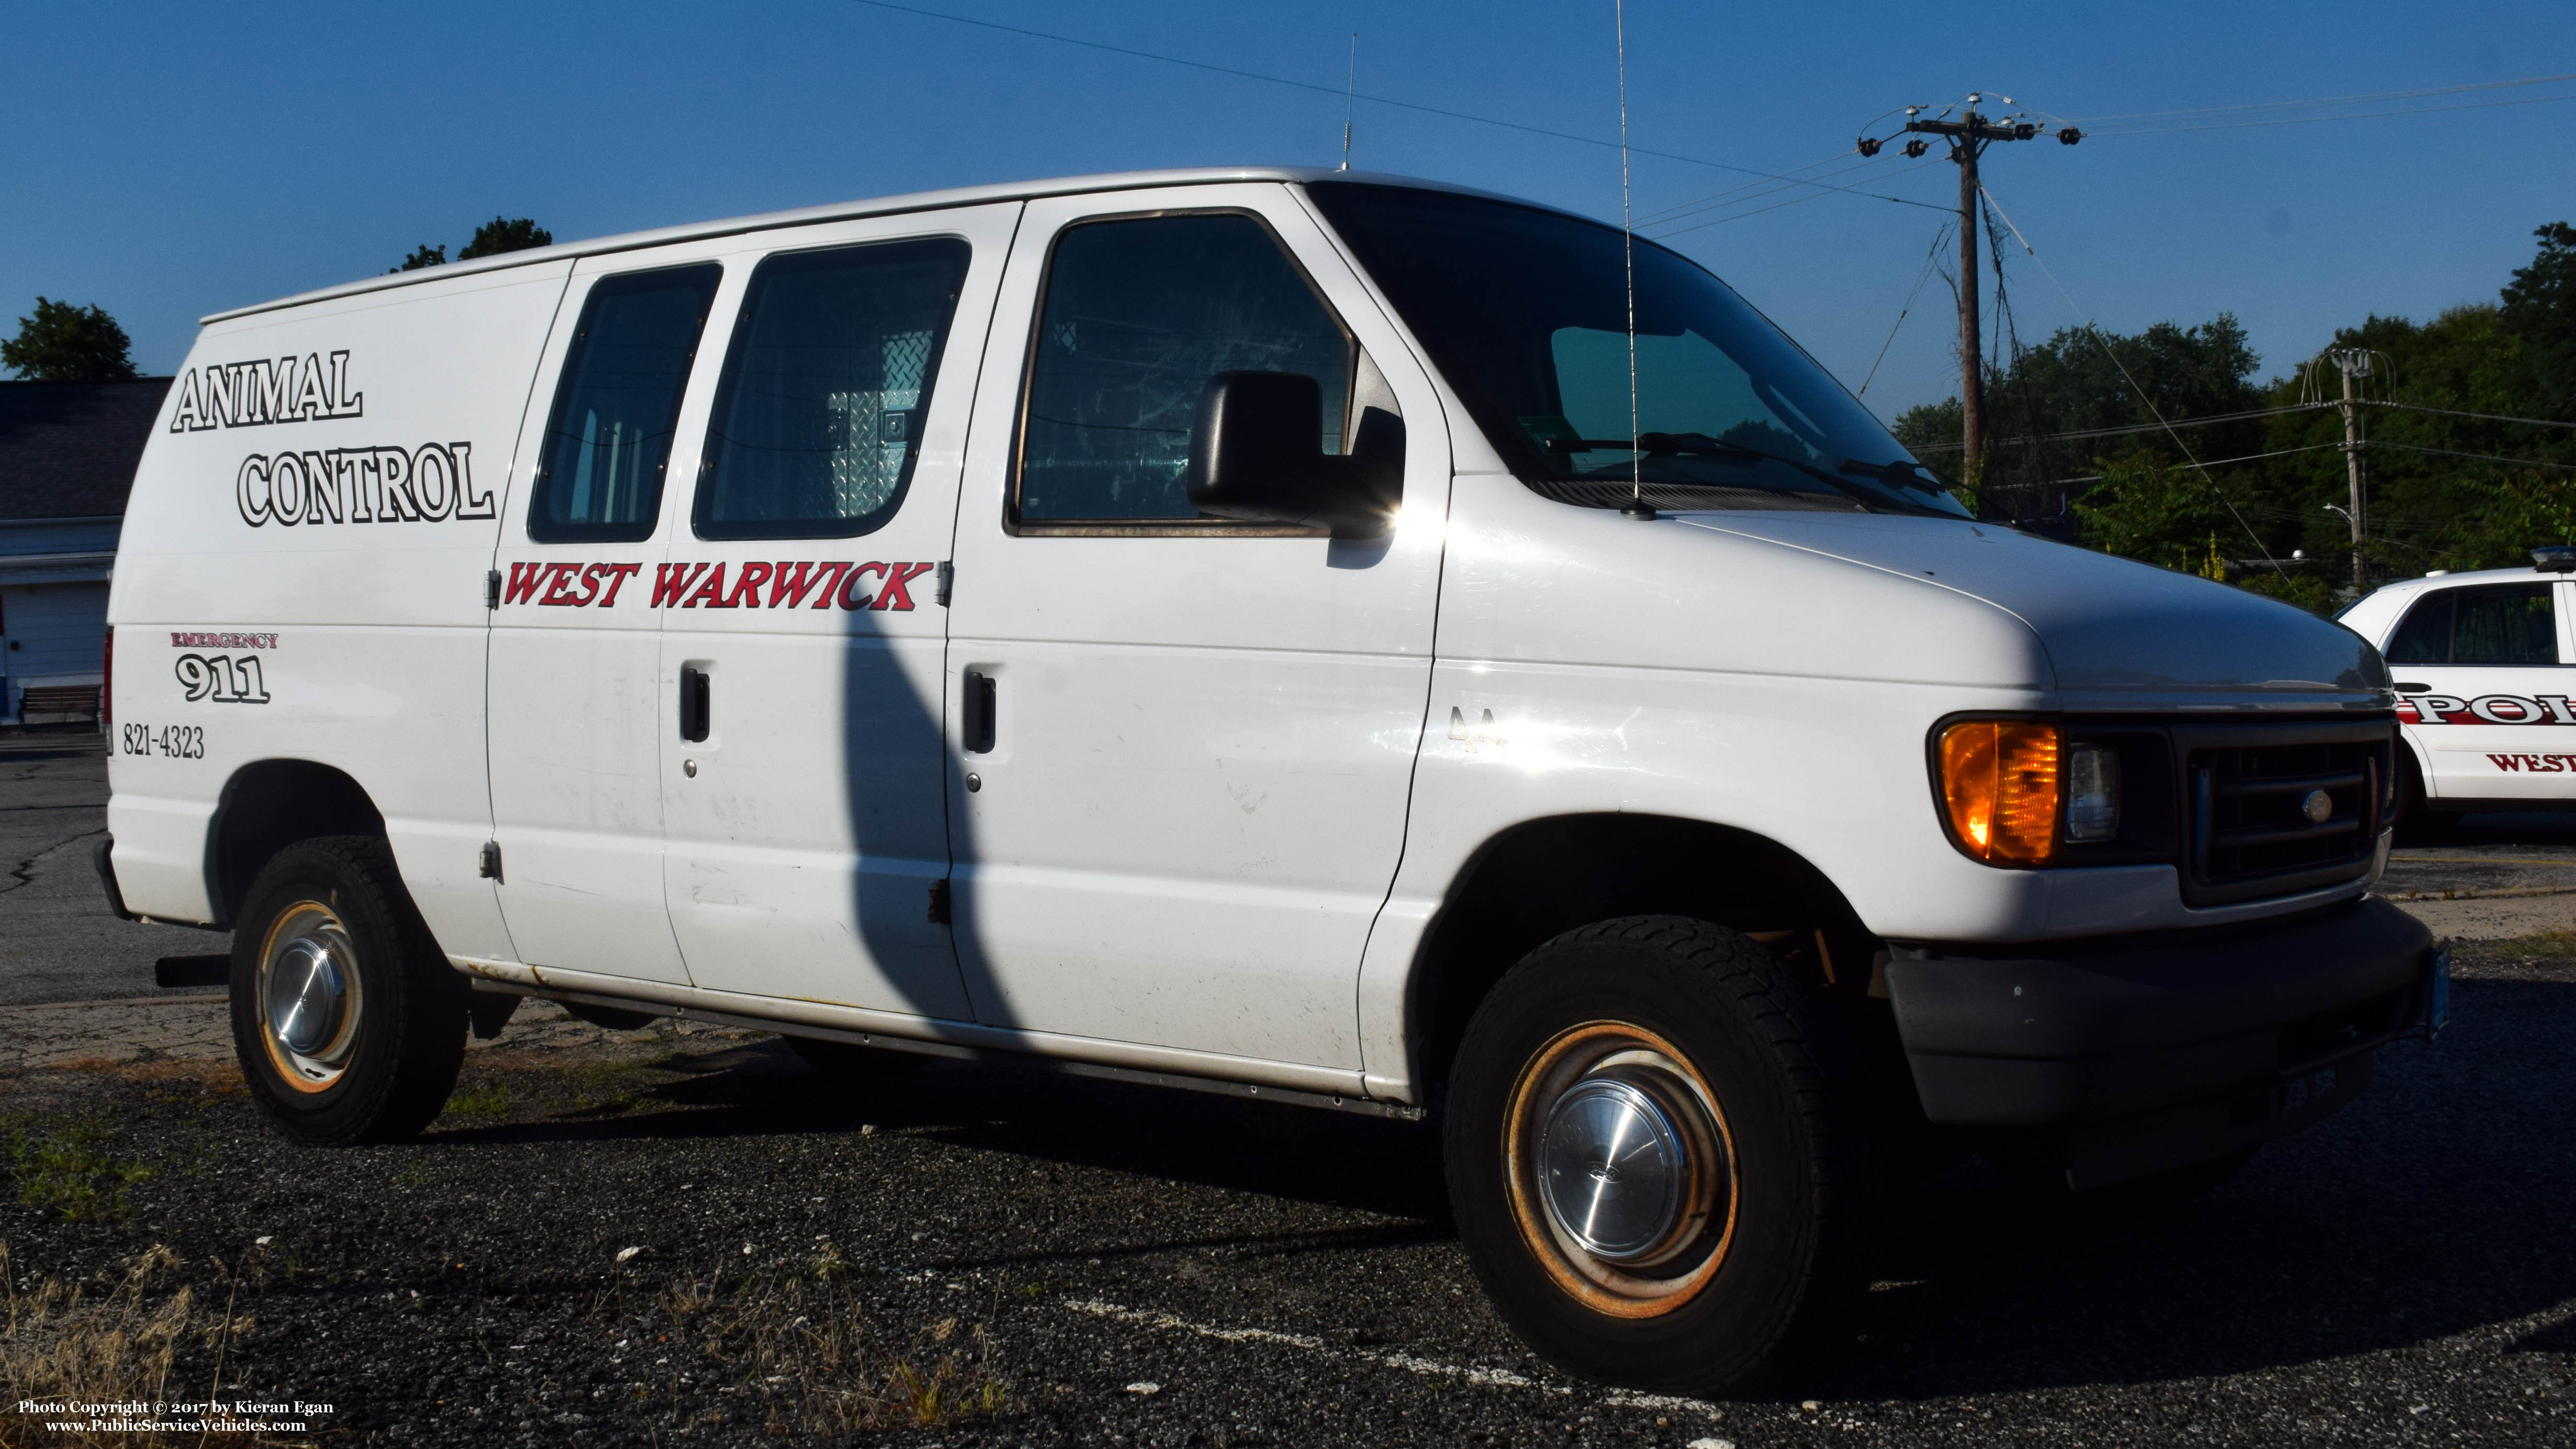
[1185,371,1402,538]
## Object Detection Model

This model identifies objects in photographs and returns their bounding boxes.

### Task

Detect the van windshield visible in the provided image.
[1305,182,1967,518]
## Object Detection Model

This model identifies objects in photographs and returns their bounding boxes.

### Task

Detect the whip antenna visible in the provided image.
[1340,34,1357,170]
[1616,1,1651,519]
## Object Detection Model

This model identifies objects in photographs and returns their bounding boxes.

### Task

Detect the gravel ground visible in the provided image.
[2,738,2572,1445]
[1,950,2569,1447]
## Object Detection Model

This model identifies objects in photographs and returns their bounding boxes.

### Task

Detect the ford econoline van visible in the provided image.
[100,168,2439,1392]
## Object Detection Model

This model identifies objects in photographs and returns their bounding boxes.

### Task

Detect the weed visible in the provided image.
[607,1261,1012,1434]
[5,1117,154,1223]
[441,1081,513,1120]
[2483,929,2576,958]
[0,1243,209,1447]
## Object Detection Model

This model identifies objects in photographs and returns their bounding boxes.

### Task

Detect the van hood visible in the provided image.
[1673,510,2391,706]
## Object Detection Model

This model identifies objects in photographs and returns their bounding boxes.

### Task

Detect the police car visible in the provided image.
[2337,547,2576,828]
[99,168,2439,1394]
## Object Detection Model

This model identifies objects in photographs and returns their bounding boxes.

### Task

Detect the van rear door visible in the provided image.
[488,254,726,985]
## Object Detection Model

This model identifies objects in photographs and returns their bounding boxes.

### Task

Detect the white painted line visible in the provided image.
[1062,1296,1723,1416]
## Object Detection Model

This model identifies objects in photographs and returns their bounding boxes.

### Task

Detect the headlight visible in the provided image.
[1936,720,2061,864]
[2065,744,2122,842]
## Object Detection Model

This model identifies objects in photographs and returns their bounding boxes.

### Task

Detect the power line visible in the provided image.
[1853,95,2087,490]
[1858,223,1952,399]
[1907,395,2576,455]
[1648,160,1948,236]
[1632,150,1871,223]
[1636,151,1902,227]
[1912,402,2332,452]
[1974,182,2287,577]
[2063,72,2576,125]
[2022,441,2347,488]
[2087,90,2576,137]
[2370,440,2576,473]
[2366,399,2576,430]
[848,0,1950,210]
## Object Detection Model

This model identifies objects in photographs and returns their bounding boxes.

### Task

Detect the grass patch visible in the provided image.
[441,1080,514,1120]
[0,1242,256,1448]
[2475,928,2576,957]
[608,1258,1012,1434]
[5,1117,154,1224]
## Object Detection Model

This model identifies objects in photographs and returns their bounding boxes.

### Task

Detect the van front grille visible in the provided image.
[2181,723,2389,906]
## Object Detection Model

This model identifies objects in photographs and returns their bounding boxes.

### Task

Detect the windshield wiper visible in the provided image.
[1546,433,1908,511]
[1838,458,1947,492]
[1543,431,1760,462]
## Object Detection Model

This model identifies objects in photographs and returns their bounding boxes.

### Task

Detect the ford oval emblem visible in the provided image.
[2301,789,2333,824]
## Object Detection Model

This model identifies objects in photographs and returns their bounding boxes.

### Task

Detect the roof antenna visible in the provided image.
[1339,34,1357,171]
[1615,0,1653,520]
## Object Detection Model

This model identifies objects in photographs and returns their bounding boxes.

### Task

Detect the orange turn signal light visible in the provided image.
[1937,720,2062,865]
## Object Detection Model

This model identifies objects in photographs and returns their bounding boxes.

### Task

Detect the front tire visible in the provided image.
[2392,752,2456,844]
[229,837,467,1145]
[1445,917,1866,1395]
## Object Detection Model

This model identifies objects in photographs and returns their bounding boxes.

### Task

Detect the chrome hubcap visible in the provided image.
[259,904,361,1088]
[268,938,345,1055]
[1541,1077,1688,1262]
[1506,1024,1738,1315]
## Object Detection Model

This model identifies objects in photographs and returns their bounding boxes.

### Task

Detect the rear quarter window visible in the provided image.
[529,265,723,544]
[2384,584,2558,665]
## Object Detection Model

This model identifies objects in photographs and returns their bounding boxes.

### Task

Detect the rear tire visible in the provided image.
[1444,916,1867,1395]
[229,837,467,1146]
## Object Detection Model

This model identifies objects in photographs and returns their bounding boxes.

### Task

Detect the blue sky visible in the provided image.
[5,1,2570,421]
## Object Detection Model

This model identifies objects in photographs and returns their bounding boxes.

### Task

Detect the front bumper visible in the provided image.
[1884,896,2437,1188]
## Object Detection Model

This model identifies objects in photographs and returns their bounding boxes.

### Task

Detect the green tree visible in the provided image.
[391,218,551,274]
[458,217,553,260]
[2500,220,2576,421]
[1895,314,2273,530]
[1891,396,1963,482]
[1,297,138,382]
[2258,281,2576,585]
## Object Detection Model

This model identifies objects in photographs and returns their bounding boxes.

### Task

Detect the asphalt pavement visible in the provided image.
[2,731,2570,1446]
[0,733,217,1005]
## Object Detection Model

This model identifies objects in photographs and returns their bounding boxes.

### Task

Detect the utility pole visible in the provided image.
[2329,348,2371,595]
[1860,98,2080,492]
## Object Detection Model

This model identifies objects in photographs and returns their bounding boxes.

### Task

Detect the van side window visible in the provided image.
[2385,584,2557,664]
[529,265,722,543]
[1016,213,1352,525]
[695,238,972,540]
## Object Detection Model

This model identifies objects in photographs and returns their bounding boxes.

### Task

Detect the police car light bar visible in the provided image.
[2533,546,2576,573]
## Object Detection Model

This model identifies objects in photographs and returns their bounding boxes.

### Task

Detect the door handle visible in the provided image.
[2392,682,2430,692]
[679,665,710,743]
[963,670,996,754]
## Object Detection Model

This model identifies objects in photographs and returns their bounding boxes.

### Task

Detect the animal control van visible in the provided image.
[101,168,2440,1392]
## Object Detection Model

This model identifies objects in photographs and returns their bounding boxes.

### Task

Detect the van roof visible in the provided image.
[201,166,1569,325]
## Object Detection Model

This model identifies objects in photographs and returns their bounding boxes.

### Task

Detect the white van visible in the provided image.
[100,168,2439,1392]
[2337,551,2576,827]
